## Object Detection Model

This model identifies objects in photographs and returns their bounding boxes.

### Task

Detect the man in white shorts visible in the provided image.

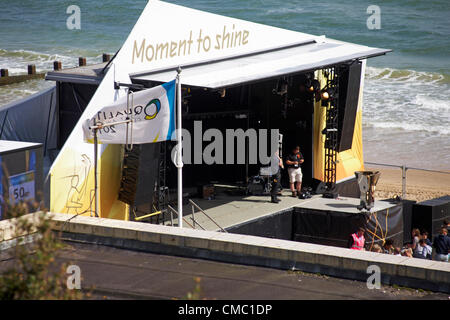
[285,146,304,197]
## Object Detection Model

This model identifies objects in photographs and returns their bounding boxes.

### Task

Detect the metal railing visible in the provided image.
[188,199,228,233]
[166,202,227,232]
[167,205,194,228]
[364,161,450,199]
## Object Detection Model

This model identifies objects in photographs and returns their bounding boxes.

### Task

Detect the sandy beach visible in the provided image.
[366,167,450,202]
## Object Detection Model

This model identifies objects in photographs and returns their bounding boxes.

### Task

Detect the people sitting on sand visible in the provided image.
[371,244,382,253]
[382,239,394,254]
[443,220,450,234]
[432,227,450,262]
[411,228,421,252]
[413,239,432,260]
[401,248,413,258]
[421,231,432,246]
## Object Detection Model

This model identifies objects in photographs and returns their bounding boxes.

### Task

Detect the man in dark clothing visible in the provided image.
[432,228,450,262]
[285,146,304,197]
[270,150,283,203]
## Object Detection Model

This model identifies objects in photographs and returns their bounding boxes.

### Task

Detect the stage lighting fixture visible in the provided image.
[305,78,312,88]
[272,79,288,95]
[281,82,288,95]
[304,76,312,90]
[308,79,320,93]
[321,88,337,106]
[313,79,320,90]
[322,127,337,135]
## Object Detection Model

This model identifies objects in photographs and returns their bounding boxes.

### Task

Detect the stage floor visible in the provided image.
[176,190,395,232]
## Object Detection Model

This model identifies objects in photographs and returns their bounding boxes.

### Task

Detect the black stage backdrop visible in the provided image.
[293,204,403,249]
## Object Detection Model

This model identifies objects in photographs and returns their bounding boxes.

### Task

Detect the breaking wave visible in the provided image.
[365,66,449,84]
[265,6,305,15]
[363,121,450,136]
[363,66,450,137]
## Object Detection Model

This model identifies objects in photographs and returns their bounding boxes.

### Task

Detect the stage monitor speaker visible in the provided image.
[401,199,416,244]
[412,196,449,239]
[337,61,362,152]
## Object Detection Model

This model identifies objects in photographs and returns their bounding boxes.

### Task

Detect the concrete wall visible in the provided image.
[1,213,448,293]
[44,213,450,293]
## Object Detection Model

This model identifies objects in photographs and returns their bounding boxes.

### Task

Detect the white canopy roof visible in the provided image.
[49,0,391,186]
[131,38,389,89]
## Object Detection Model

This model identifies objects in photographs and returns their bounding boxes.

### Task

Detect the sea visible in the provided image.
[0,0,449,170]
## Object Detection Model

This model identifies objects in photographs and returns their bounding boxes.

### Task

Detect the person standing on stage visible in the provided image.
[270,150,284,203]
[285,145,304,197]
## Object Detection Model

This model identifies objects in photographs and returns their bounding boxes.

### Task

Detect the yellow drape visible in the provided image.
[313,68,365,182]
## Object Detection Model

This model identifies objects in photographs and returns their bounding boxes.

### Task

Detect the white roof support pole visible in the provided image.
[176,67,183,228]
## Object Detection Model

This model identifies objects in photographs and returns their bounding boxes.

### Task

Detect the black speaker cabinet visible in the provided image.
[412,196,449,239]
[118,143,160,210]
[401,199,416,244]
[118,145,141,205]
[337,61,362,152]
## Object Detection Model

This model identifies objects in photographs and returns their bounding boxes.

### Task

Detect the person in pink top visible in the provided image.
[348,227,366,250]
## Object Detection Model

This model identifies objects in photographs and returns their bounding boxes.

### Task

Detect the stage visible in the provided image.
[175,189,403,249]
[178,189,313,231]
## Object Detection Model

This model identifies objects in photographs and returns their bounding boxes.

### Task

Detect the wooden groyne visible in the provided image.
[0,53,112,86]
[0,67,45,86]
